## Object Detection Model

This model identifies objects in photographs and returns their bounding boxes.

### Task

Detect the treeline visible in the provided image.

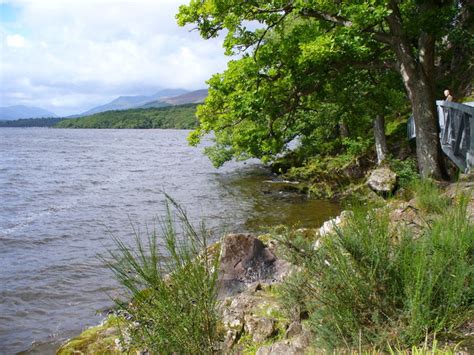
[0,117,64,127]
[55,104,198,129]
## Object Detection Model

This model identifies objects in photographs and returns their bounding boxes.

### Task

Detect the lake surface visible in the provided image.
[0,128,340,354]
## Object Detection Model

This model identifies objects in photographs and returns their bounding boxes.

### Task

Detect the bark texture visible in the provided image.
[374,115,388,165]
[386,1,445,179]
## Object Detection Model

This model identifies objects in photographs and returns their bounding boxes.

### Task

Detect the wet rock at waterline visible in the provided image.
[367,167,397,194]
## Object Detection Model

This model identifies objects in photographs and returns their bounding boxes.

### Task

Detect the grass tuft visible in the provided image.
[411,179,451,214]
[101,195,221,353]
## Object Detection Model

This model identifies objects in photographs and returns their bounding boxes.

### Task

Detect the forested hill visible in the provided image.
[55,104,198,129]
[0,117,64,127]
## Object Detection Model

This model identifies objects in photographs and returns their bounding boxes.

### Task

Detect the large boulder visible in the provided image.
[219,233,277,296]
[366,167,397,194]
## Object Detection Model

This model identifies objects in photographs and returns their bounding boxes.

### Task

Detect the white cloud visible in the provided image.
[6,33,27,47]
[0,0,229,115]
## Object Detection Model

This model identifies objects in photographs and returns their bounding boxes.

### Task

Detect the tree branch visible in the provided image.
[300,8,353,27]
[253,12,290,60]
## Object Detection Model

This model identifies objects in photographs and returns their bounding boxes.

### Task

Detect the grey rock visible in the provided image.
[244,315,275,343]
[316,210,353,239]
[285,321,303,339]
[256,341,304,355]
[367,167,397,194]
[256,345,272,355]
[291,329,311,349]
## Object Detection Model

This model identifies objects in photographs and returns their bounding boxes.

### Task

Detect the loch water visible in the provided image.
[0,128,340,354]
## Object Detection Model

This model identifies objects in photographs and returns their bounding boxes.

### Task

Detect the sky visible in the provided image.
[0,0,229,116]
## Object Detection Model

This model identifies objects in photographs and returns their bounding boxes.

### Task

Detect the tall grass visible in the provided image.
[101,196,221,353]
[411,179,451,213]
[279,187,473,351]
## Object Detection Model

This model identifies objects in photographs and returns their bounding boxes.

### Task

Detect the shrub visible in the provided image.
[399,195,473,344]
[342,136,373,158]
[388,157,418,189]
[279,191,473,351]
[101,196,221,353]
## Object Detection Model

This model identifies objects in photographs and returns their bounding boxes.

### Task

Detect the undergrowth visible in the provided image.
[388,157,418,189]
[278,184,473,351]
[411,179,451,213]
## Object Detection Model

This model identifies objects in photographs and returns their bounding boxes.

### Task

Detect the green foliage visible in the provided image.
[342,136,373,158]
[278,190,473,350]
[178,1,411,167]
[55,104,198,129]
[277,269,311,322]
[389,158,419,189]
[283,150,370,198]
[101,196,221,353]
[177,0,465,170]
[398,198,473,344]
[411,179,451,214]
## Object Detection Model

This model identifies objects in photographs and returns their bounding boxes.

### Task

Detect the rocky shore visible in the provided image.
[57,171,474,354]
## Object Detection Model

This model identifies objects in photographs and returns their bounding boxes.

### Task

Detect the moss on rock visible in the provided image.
[56,316,122,355]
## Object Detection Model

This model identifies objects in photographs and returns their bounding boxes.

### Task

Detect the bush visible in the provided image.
[101,196,221,353]
[389,157,418,189]
[279,191,473,351]
[342,136,373,157]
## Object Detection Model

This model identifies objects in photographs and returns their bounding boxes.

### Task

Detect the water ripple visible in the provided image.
[0,128,339,354]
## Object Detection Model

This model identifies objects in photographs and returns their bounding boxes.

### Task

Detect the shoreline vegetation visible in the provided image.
[21,0,471,352]
[55,104,198,129]
[0,104,198,129]
[57,177,474,354]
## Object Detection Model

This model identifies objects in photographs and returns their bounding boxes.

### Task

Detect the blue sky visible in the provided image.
[0,0,228,115]
[0,3,20,22]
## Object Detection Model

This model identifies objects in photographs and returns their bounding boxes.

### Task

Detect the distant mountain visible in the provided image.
[80,88,189,116]
[0,105,57,120]
[140,89,208,108]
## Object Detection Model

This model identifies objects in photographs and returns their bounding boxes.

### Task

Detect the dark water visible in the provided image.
[0,128,339,354]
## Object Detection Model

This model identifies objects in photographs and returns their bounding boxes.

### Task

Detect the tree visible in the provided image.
[178,0,473,178]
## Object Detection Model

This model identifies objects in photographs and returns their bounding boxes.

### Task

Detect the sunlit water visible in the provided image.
[0,128,340,353]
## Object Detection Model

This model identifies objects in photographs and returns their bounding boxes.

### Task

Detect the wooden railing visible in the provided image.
[407,101,474,173]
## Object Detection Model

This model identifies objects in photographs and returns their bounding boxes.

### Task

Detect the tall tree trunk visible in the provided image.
[407,78,444,178]
[374,114,388,165]
[386,1,445,179]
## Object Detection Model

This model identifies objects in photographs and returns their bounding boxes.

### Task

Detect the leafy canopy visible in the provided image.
[178,0,466,167]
